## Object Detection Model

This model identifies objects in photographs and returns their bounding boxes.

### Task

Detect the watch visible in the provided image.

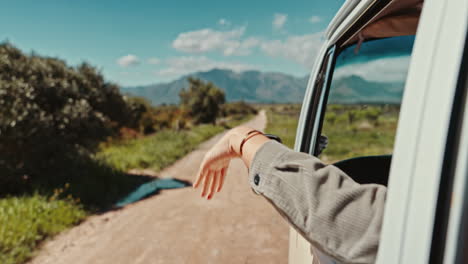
[263,133,282,144]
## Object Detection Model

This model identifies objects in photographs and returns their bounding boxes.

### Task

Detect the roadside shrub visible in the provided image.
[123,96,151,130]
[153,105,181,131]
[123,96,189,134]
[0,43,135,192]
[221,101,257,117]
[119,127,141,140]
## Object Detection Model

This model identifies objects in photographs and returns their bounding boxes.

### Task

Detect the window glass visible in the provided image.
[318,36,415,163]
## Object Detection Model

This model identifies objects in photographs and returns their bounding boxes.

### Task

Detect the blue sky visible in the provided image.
[1,0,344,86]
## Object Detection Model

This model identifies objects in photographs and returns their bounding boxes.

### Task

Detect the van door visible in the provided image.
[433,32,468,264]
[293,22,418,264]
[292,0,467,263]
[377,0,468,263]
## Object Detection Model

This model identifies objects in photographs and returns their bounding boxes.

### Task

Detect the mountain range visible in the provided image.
[121,69,404,105]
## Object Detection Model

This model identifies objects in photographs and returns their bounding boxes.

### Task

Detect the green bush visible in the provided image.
[123,97,188,134]
[0,43,137,192]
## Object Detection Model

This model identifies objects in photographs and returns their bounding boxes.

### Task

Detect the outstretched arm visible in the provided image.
[193,126,386,264]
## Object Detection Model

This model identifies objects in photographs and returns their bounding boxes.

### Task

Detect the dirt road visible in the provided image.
[30,111,289,264]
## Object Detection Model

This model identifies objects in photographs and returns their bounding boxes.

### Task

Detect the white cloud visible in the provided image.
[223,37,260,56]
[260,31,324,68]
[172,26,259,56]
[117,54,140,67]
[309,16,322,24]
[273,13,287,31]
[157,56,256,78]
[147,57,160,65]
[333,56,411,82]
[169,24,326,76]
[218,18,231,26]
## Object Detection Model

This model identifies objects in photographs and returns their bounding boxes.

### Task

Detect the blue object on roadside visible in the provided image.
[115,178,189,208]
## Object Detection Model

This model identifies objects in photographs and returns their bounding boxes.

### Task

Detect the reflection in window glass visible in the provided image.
[319,36,415,163]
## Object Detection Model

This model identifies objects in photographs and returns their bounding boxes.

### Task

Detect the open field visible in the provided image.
[320,104,399,163]
[264,104,399,163]
[264,104,301,148]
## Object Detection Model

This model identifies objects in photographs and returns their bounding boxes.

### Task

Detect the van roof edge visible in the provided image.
[325,0,376,39]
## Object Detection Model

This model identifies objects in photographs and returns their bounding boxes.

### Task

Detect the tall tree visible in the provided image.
[179,78,225,124]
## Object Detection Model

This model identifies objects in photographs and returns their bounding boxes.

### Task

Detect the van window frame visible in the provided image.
[308,47,335,156]
[302,0,396,156]
[300,46,336,154]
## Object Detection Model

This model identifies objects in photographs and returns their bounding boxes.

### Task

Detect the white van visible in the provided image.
[291,0,468,263]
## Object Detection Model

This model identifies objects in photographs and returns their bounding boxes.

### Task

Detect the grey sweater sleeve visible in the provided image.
[248,141,386,264]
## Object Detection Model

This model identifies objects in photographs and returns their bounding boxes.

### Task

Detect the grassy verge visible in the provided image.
[0,193,86,264]
[0,158,148,264]
[0,115,255,264]
[97,124,225,172]
[97,114,254,172]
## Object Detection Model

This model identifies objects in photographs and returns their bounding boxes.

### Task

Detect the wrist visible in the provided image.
[227,126,257,155]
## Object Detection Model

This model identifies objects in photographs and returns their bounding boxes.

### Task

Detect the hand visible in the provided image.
[193,126,270,200]
[193,133,234,200]
[193,126,256,200]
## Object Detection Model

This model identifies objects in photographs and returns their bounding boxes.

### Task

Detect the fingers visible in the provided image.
[207,171,219,200]
[196,167,227,200]
[201,170,213,198]
[193,161,208,188]
[193,152,230,200]
[193,142,233,190]
[193,168,203,189]
[217,167,226,192]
